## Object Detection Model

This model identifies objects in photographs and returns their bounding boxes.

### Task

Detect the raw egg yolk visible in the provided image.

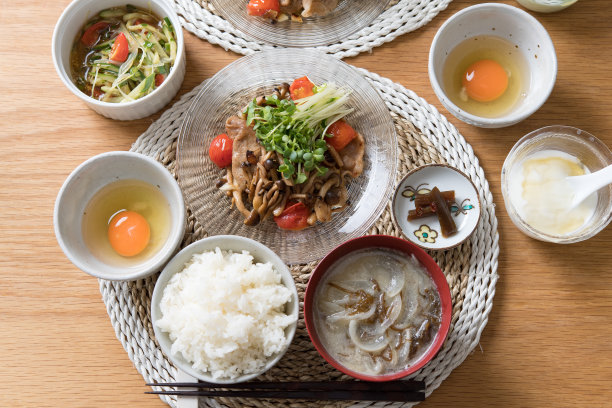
[462,59,508,102]
[108,210,150,257]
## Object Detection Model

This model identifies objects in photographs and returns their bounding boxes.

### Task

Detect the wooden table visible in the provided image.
[2,0,611,406]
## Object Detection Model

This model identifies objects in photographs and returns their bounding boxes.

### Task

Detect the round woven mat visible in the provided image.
[100,67,499,408]
[172,0,452,58]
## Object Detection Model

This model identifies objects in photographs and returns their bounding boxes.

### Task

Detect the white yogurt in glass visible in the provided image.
[509,149,597,236]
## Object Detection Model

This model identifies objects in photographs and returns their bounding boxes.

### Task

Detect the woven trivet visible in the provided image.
[99,67,499,408]
[172,0,452,58]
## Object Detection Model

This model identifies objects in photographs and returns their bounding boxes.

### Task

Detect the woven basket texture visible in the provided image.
[172,0,452,58]
[99,67,499,408]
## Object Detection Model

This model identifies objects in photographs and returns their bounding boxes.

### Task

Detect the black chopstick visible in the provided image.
[145,389,424,402]
[145,380,426,402]
[146,380,425,392]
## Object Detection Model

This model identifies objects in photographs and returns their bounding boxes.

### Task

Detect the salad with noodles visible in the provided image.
[70,5,177,102]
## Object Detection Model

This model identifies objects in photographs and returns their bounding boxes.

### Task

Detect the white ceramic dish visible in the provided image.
[428,2,557,128]
[54,151,186,280]
[392,164,481,250]
[151,235,299,384]
[52,0,185,120]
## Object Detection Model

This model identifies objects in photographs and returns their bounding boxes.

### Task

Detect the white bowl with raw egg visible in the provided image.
[54,151,186,281]
[428,3,557,128]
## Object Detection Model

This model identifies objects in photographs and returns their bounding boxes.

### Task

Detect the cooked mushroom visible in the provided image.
[264,158,278,170]
[315,198,331,222]
[244,209,260,226]
[325,186,342,205]
[232,190,250,218]
[326,144,344,168]
[275,180,286,191]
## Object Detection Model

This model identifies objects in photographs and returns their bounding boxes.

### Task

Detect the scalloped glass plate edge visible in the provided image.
[208,0,392,48]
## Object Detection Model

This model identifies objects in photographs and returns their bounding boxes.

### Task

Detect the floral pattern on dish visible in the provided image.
[414,224,438,243]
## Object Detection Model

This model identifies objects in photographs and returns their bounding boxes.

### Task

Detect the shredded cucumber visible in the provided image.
[73,6,177,103]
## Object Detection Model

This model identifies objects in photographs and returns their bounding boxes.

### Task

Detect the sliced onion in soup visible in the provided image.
[348,320,389,353]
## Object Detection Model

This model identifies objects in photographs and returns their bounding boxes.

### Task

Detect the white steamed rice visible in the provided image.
[155,247,296,379]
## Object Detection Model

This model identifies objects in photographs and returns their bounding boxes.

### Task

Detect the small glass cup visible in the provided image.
[501,125,612,243]
[516,0,578,13]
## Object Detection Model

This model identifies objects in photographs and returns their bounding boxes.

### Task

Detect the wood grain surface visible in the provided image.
[1,0,611,407]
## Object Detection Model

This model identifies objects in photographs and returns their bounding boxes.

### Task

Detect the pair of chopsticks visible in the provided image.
[146,380,426,402]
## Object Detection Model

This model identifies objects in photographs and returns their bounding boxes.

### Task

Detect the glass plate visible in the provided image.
[177,49,397,264]
[208,0,391,47]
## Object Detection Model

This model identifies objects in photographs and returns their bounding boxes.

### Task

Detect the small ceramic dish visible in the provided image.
[54,151,186,281]
[304,235,452,381]
[151,235,299,384]
[428,2,557,128]
[52,0,186,120]
[392,164,481,250]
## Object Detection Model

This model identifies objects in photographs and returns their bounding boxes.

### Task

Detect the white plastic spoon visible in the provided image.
[566,164,612,209]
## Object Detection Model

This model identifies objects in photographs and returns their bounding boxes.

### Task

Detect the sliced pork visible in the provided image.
[301,0,340,17]
[225,116,261,190]
[340,132,365,178]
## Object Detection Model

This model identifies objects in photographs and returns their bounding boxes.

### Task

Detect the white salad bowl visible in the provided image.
[151,235,299,384]
[429,3,557,128]
[51,0,185,120]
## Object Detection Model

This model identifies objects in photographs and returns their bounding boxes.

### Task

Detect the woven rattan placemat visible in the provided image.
[100,67,499,408]
[172,0,452,58]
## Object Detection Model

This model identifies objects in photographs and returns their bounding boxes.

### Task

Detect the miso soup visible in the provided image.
[313,248,441,376]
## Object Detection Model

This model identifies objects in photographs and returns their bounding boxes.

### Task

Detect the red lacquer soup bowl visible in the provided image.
[304,235,452,381]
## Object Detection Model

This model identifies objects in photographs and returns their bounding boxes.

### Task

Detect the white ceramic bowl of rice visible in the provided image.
[151,235,298,383]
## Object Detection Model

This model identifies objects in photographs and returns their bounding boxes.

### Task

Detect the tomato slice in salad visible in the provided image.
[326,119,357,151]
[109,33,129,63]
[155,74,165,87]
[274,202,311,230]
[209,133,233,168]
[289,76,315,100]
[81,22,110,47]
[247,0,280,16]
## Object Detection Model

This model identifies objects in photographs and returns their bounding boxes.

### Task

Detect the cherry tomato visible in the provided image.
[209,133,233,168]
[92,86,104,99]
[289,76,315,100]
[155,74,165,87]
[81,22,110,47]
[274,202,310,231]
[247,0,280,16]
[109,33,129,63]
[326,120,356,151]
